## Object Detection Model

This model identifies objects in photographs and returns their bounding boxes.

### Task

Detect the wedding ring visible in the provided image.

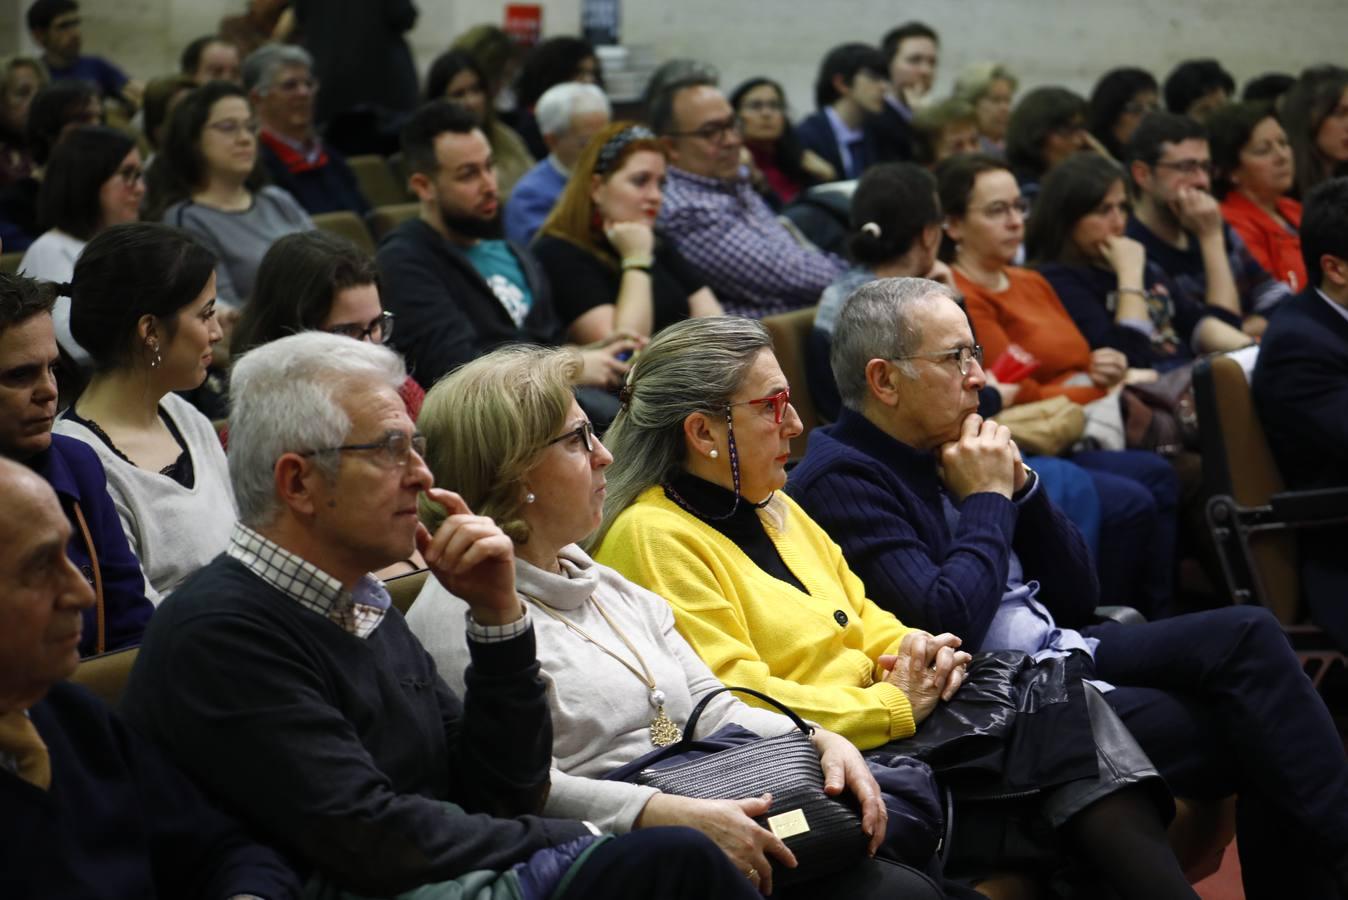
[745,866,760,881]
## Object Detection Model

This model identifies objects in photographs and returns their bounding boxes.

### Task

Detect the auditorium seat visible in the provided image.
[70,646,139,708]
[762,306,821,460]
[366,202,421,241]
[347,154,411,208]
[313,210,376,255]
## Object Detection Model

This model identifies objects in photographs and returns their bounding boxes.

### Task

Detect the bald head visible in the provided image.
[0,458,94,710]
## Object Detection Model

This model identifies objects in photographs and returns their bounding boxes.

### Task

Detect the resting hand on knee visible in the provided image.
[811,728,887,855]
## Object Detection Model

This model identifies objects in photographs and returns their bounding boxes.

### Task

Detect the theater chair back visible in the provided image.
[385,569,429,616]
[71,646,139,709]
[762,307,821,460]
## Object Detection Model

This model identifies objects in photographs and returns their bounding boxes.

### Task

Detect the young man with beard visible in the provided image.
[378,101,634,422]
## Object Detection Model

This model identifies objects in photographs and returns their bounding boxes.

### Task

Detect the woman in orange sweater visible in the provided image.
[935,152,1181,617]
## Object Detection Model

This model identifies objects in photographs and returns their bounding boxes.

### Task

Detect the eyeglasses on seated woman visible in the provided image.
[404,344,964,898]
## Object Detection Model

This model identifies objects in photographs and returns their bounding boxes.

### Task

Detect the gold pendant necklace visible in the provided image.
[521,590,684,748]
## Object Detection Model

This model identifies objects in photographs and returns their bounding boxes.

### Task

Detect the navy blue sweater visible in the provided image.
[0,681,299,899]
[121,556,590,896]
[786,408,1099,649]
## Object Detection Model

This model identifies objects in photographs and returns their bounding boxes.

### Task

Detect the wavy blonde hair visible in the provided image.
[416,345,581,545]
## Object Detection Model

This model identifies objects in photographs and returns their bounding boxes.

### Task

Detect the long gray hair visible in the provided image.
[591,316,772,548]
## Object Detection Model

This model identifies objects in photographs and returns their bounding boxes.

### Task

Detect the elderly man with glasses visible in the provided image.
[788,276,1348,900]
[243,44,369,216]
[650,69,846,318]
[120,331,761,900]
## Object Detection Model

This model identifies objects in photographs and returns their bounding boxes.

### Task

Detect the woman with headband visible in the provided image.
[534,121,722,345]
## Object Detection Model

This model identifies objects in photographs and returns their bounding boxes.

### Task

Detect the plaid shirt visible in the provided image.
[659,166,847,318]
[226,523,531,643]
[227,523,392,639]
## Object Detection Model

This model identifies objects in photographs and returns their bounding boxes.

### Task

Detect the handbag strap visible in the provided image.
[685,685,812,739]
[70,500,105,655]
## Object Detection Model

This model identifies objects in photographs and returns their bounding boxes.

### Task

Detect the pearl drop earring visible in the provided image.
[525,492,536,504]
[709,449,719,459]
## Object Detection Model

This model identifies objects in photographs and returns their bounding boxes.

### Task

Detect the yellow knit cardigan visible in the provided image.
[595,485,918,750]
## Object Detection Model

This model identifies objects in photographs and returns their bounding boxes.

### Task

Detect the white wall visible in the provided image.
[3,0,1346,113]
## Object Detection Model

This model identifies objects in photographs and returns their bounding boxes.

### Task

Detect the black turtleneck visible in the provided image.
[663,470,809,595]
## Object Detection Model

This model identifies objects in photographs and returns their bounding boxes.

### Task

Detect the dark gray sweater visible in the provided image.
[121,556,589,896]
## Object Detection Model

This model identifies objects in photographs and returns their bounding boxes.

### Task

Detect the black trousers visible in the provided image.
[1088,606,1348,899]
[556,827,951,900]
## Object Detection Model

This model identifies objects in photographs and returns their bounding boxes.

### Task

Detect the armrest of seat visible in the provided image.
[1269,487,1348,524]
[1093,605,1147,626]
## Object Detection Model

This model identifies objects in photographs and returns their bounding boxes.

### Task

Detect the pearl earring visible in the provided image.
[709,449,719,459]
[525,492,536,504]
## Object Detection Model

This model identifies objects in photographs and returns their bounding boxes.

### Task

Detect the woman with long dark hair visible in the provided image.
[730,77,834,207]
[1281,65,1348,200]
[1088,68,1159,161]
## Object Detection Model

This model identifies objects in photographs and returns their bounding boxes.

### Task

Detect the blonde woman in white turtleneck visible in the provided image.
[405,345,922,898]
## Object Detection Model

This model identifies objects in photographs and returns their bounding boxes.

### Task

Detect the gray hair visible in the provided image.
[228,332,406,527]
[591,316,771,549]
[241,44,314,93]
[952,62,1019,106]
[644,59,720,134]
[535,82,611,138]
[831,277,956,411]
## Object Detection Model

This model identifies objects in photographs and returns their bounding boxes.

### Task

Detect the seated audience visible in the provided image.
[232,230,425,420]
[118,330,764,900]
[653,71,846,317]
[0,274,153,653]
[53,223,235,597]
[951,62,1017,157]
[872,22,939,161]
[1,78,100,252]
[293,0,418,123]
[1163,58,1234,123]
[534,122,721,343]
[1029,153,1251,368]
[26,0,139,106]
[19,126,142,366]
[1124,112,1290,334]
[0,457,299,899]
[148,81,314,308]
[1253,176,1348,654]
[795,43,890,181]
[939,153,1181,616]
[504,81,611,245]
[789,276,1348,898]
[731,76,835,206]
[243,44,369,216]
[376,101,634,418]
[810,163,1104,549]
[1005,86,1091,206]
[1242,72,1295,105]
[911,99,982,167]
[1282,65,1348,200]
[219,0,297,59]
[1210,102,1305,289]
[140,74,194,160]
[406,345,948,897]
[592,316,1204,900]
[1088,67,1159,161]
[0,57,46,187]
[179,35,241,85]
[426,50,535,198]
[513,36,605,160]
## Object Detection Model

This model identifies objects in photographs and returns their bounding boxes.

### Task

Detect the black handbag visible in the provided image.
[635,686,869,888]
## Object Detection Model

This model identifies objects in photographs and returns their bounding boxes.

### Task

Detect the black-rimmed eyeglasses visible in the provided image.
[546,420,597,453]
[891,344,984,376]
[300,430,426,468]
[325,311,394,344]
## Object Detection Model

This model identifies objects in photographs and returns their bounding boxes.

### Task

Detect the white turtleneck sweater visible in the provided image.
[406,543,795,833]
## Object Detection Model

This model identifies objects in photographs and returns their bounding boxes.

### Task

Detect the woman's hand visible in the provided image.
[575,332,644,389]
[801,149,837,183]
[1087,347,1128,388]
[811,729,887,855]
[636,792,796,894]
[605,220,656,261]
[1098,235,1146,281]
[880,632,972,724]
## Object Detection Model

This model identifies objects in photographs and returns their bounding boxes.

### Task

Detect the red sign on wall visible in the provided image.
[504,4,543,49]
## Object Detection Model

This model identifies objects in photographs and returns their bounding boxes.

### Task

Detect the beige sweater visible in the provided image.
[406,543,795,833]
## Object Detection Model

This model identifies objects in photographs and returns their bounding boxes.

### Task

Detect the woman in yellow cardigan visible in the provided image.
[591,316,1201,900]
